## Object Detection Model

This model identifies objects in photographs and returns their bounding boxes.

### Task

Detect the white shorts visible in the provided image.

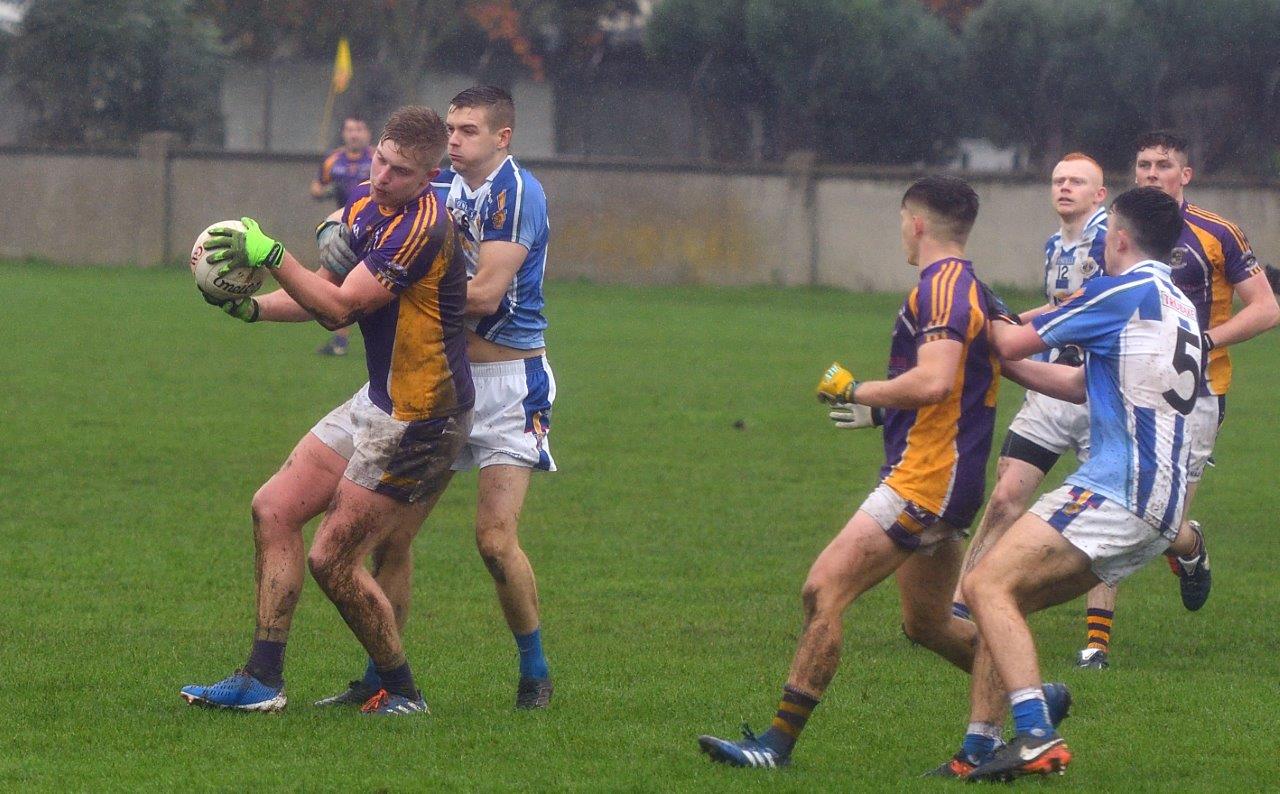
[1186,394,1225,483]
[310,384,472,503]
[1029,484,1171,586]
[451,355,556,472]
[1006,389,1091,463]
[858,483,965,554]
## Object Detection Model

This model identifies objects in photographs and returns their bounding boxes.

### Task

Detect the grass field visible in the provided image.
[2,262,1277,791]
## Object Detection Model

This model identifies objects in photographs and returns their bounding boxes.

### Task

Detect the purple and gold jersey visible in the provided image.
[879,258,1000,529]
[344,183,474,422]
[320,147,374,208]
[1171,202,1262,395]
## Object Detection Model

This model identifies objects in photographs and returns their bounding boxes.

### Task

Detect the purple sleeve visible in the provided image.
[1221,223,1260,285]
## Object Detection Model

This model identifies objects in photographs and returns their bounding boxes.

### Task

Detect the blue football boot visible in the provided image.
[180,669,286,712]
[698,725,790,768]
[359,688,430,715]
[1044,682,1072,727]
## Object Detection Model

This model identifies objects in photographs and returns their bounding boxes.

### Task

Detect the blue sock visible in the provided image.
[360,658,381,689]
[1010,688,1053,737]
[515,628,549,679]
[962,722,1001,761]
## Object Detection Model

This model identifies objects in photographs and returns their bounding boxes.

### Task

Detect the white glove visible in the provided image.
[316,220,358,277]
[828,401,883,430]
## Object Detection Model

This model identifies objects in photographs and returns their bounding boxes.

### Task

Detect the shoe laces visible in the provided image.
[361,689,391,713]
[740,723,760,744]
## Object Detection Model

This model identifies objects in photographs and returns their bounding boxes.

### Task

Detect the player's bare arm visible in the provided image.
[466,240,526,316]
[270,250,393,328]
[1203,271,1280,348]
[988,320,1048,362]
[999,359,1086,404]
[852,338,963,409]
[254,266,343,323]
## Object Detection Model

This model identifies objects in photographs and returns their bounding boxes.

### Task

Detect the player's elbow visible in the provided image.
[990,332,1026,362]
[917,377,953,406]
[1260,297,1280,332]
[466,286,503,317]
[317,315,347,332]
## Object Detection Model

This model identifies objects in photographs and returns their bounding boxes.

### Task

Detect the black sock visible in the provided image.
[377,660,418,699]
[245,640,286,688]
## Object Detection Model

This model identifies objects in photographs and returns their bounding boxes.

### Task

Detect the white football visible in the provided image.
[190,220,267,301]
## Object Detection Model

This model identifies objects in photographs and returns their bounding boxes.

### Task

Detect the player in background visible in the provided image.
[310,115,373,357]
[697,176,1069,769]
[180,106,472,715]
[948,154,1125,669]
[313,86,557,710]
[947,187,1206,780]
[1133,131,1278,612]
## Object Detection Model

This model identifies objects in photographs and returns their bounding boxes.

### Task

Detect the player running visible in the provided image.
[950,154,1116,667]
[945,187,1206,781]
[697,176,1068,769]
[314,86,557,710]
[1133,131,1278,613]
[180,106,472,715]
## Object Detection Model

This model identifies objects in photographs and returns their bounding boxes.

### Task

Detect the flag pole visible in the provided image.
[317,37,353,151]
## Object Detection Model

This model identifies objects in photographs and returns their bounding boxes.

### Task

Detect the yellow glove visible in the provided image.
[817,362,858,404]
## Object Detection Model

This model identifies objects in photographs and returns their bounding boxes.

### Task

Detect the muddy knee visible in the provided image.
[307,548,347,593]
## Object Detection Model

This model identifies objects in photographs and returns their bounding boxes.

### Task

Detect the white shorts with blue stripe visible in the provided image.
[451,355,556,472]
[1029,485,1171,586]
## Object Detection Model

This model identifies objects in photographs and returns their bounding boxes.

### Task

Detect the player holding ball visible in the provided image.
[180,105,472,715]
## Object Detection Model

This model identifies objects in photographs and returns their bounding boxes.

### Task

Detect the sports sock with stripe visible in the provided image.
[962,721,1003,761]
[515,627,550,679]
[1009,687,1053,737]
[1086,608,1113,652]
[759,685,819,755]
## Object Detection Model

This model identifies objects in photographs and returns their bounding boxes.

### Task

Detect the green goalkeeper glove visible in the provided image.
[199,286,259,322]
[205,217,284,273]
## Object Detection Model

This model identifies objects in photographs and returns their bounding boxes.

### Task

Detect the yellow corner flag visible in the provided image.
[332,37,353,94]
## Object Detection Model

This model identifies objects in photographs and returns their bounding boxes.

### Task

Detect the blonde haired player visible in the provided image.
[315,86,558,710]
[181,106,472,715]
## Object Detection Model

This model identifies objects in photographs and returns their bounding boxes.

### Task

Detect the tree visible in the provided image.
[197,0,632,101]
[962,0,1139,170]
[1109,0,1280,175]
[11,0,225,146]
[648,0,964,164]
[964,0,1280,175]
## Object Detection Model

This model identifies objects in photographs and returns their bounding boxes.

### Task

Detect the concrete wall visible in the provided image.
[3,143,1279,295]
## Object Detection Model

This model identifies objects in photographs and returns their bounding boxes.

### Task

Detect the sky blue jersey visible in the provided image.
[1037,208,1107,363]
[1032,260,1202,537]
[1044,207,1107,305]
[432,156,549,350]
